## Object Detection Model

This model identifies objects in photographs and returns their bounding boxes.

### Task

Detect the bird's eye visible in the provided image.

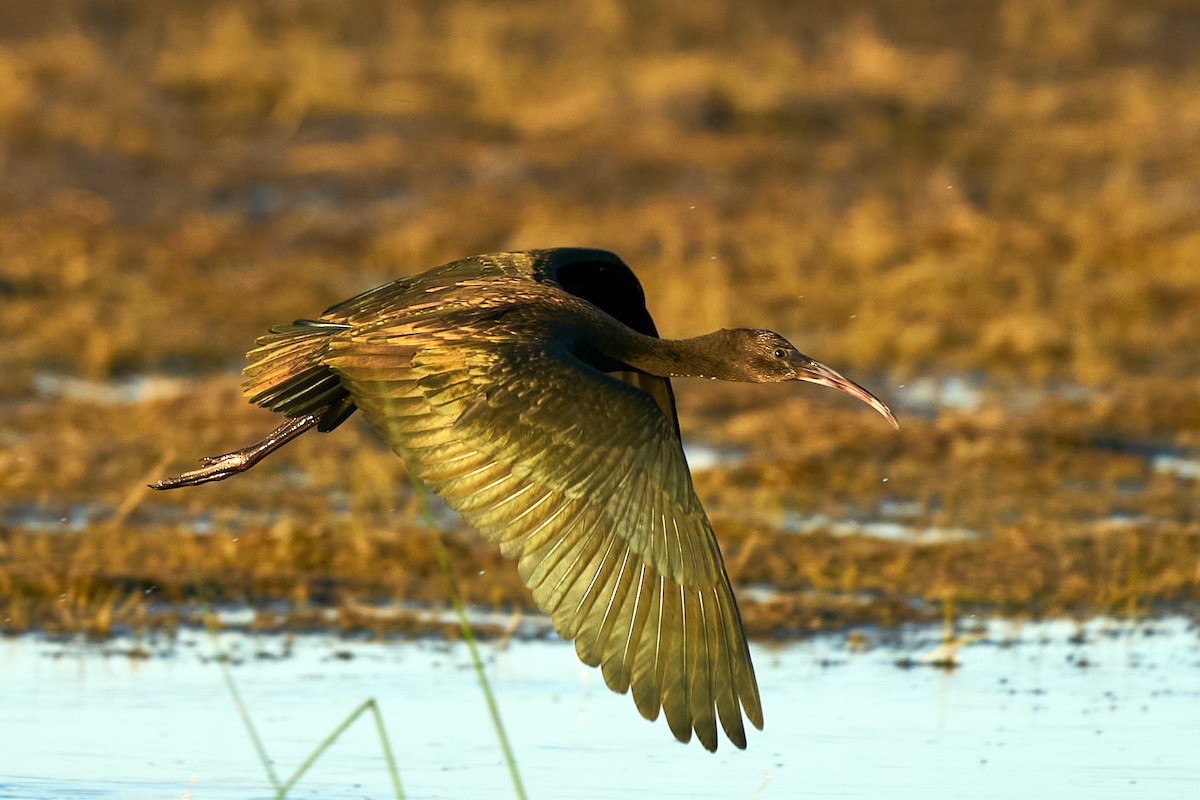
[773,348,787,359]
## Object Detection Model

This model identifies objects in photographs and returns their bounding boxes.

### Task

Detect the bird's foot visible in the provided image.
[151,449,261,489]
[150,412,321,490]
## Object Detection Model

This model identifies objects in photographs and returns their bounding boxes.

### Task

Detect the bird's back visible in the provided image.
[242,249,679,434]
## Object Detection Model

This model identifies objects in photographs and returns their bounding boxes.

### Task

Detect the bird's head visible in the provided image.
[724,329,899,429]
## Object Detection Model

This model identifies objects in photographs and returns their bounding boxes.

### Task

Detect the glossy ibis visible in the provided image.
[154,248,897,750]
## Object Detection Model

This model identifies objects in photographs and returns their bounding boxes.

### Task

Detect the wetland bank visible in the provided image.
[1,0,1199,796]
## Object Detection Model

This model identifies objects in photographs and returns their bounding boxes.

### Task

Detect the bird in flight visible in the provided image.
[154,248,897,751]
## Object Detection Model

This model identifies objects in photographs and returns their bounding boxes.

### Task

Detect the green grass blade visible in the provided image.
[202,603,404,799]
[276,699,404,800]
[410,473,528,800]
[370,700,406,800]
[203,608,282,791]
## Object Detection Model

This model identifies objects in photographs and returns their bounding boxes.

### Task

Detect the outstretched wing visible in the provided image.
[325,317,762,751]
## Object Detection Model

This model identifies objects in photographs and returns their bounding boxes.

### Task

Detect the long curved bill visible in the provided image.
[794,356,899,429]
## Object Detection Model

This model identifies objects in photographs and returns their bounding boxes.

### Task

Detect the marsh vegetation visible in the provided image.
[1,0,1198,640]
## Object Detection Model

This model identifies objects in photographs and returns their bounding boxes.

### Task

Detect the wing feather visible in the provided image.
[597,549,639,691]
[710,585,746,748]
[619,563,653,696]
[690,589,718,751]
[568,534,624,639]
[660,583,692,743]
[630,570,664,721]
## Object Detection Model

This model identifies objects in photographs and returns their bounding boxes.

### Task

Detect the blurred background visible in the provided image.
[4,2,1200,797]
[2,0,1199,641]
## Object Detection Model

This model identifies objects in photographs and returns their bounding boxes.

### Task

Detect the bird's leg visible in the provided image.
[150,413,321,490]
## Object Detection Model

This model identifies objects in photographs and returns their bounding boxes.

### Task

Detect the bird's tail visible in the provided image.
[241,320,357,432]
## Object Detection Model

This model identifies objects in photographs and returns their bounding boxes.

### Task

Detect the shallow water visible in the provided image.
[778,510,979,542]
[2,617,1197,799]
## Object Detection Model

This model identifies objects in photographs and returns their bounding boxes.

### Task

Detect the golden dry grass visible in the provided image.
[1,0,1199,637]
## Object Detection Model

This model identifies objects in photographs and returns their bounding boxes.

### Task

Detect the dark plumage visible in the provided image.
[154,247,897,751]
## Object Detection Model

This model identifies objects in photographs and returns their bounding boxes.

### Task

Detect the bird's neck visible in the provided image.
[604,329,742,381]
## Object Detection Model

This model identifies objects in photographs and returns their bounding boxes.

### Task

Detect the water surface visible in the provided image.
[2,618,1197,799]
